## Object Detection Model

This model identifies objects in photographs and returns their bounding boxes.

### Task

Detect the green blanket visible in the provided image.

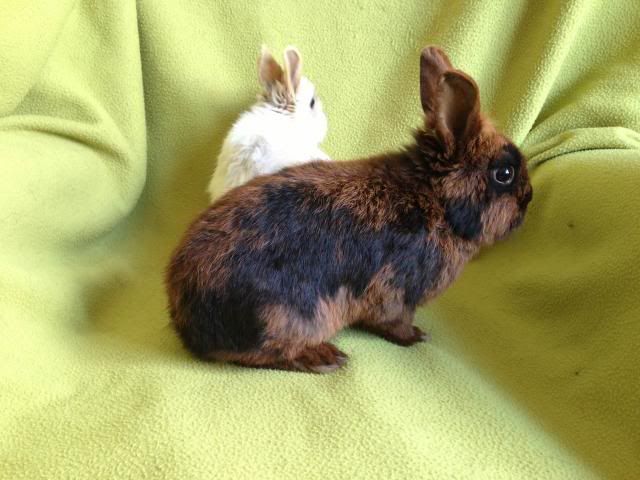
[2,1,639,478]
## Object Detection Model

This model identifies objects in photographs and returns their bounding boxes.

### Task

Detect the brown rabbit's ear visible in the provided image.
[419,46,481,152]
[283,46,302,95]
[438,71,481,143]
[258,45,285,88]
[419,46,454,116]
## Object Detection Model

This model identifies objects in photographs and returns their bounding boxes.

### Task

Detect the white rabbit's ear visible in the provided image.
[258,45,285,88]
[283,46,302,95]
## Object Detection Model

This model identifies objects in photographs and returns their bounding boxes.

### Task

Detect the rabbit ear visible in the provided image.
[258,45,285,88]
[419,46,481,152]
[419,46,453,116]
[438,71,481,142]
[283,46,302,95]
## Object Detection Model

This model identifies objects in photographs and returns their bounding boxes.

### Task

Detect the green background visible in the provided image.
[1,1,639,478]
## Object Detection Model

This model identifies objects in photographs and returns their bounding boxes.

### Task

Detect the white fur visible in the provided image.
[207,76,329,202]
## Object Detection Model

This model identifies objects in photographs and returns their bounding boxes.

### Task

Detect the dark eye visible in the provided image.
[310,97,316,109]
[491,166,515,185]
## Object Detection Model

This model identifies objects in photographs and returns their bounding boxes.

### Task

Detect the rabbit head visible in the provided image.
[258,45,328,145]
[416,46,532,245]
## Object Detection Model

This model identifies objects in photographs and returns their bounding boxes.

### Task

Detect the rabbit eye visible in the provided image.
[491,166,515,185]
[310,97,316,109]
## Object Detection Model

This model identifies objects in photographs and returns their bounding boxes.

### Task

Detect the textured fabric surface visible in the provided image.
[1,1,639,478]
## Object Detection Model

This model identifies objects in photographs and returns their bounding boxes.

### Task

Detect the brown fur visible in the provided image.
[258,266,405,355]
[423,230,477,303]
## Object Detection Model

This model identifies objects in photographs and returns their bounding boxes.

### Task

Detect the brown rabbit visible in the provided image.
[166,46,533,373]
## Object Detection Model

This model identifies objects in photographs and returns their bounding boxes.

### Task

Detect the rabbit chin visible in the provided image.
[487,215,523,244]
[479,198,525,245]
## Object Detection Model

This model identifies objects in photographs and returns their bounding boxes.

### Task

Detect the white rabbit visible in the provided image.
[207,45,330,202]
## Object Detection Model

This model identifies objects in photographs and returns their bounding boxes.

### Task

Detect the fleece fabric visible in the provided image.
[1,1,639,478]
